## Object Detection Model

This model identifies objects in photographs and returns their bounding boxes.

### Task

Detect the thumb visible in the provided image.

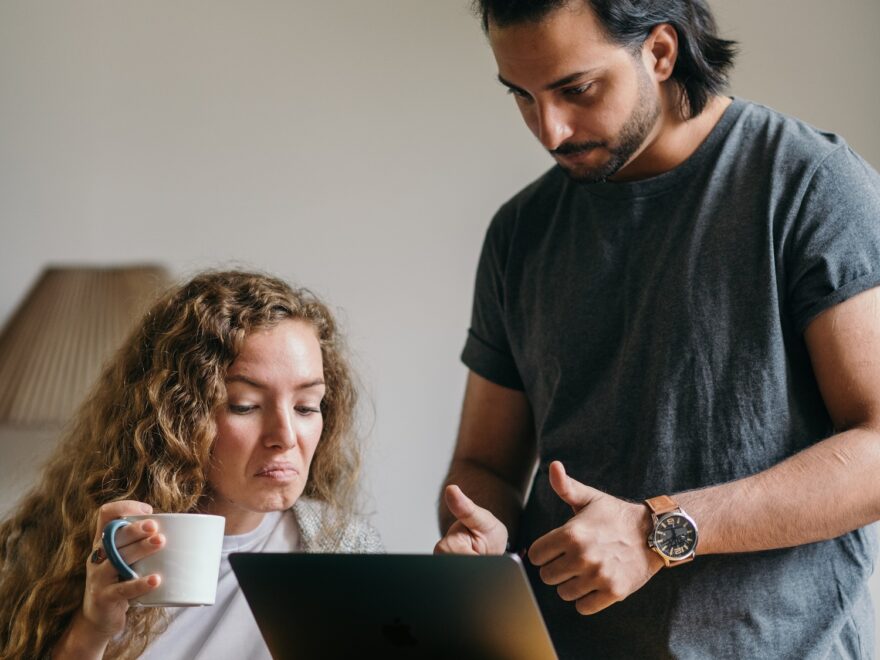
[444,485,498,535]
[549,461,602,512]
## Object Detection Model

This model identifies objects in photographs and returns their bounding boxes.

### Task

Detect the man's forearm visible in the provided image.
[439,457,528,540]
[676,427,880,555]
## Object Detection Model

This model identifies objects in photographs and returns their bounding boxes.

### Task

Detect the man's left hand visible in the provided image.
[528,461,664,615]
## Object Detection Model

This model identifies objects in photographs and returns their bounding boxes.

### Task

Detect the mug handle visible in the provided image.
[101,519,139,581]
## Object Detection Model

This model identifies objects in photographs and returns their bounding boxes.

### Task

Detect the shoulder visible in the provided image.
[735,101,880,213]
[498,165,568,217]
[716,98,880,227]
[292,498,384,554]
[495,165,567,221]
[729,98,855,176]
[482,165,569,255]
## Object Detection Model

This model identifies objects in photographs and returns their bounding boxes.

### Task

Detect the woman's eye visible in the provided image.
[296,406,322,416]
[229,404,256,414]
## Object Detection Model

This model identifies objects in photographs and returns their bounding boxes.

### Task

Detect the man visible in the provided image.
[435,0,880,657]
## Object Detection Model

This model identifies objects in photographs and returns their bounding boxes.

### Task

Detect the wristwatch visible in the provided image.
[645,495,698,567]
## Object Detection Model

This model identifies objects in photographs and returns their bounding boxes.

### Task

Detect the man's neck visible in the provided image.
[611,94,732,182]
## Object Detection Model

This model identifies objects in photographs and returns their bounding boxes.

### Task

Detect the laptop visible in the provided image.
[230,552,558,660]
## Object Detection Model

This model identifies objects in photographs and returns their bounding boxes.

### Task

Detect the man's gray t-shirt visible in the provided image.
[462,98,880,659]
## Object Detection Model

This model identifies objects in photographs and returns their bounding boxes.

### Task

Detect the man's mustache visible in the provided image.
[551,140,606,156]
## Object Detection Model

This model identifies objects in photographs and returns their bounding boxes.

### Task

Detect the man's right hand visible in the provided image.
[433,485,508,555]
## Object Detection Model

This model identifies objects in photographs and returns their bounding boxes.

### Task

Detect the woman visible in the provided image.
[0,270,382,659]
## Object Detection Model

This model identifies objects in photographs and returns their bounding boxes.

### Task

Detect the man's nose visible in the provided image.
[535,101,575,151]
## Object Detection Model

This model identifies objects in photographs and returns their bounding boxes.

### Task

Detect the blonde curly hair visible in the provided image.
[0,270,361,659]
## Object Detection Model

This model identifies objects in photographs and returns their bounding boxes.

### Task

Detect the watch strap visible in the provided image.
[645,495,696,567]
[658,551,694,567]
[645,494,678,516]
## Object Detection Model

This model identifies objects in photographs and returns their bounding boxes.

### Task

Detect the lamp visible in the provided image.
[0,265,169,515]
[0,265,169,426]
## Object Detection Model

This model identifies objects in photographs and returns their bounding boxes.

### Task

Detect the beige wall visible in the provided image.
[0,0,535,551]
[1,0,878,645]
[711,0,879,167]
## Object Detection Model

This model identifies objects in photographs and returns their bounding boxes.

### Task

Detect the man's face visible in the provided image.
[488,4,661,183]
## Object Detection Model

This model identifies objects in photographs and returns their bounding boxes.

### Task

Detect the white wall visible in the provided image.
[0,0,547,550]
[1,0,878,642]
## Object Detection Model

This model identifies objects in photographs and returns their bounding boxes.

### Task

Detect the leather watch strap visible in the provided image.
[645,494,678,515]
[645,495,696,567]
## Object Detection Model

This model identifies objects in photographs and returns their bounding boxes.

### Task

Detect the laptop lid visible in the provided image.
[229,552,558,660]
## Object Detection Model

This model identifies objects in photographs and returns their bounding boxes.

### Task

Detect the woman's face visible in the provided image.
[204,319,326,534]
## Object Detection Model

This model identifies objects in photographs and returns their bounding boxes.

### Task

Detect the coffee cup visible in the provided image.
[102,513,225,607]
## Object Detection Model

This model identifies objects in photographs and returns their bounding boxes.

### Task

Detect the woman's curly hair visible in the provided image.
[0,270,360,659]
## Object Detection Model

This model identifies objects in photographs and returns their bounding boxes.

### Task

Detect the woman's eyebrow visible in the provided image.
[226,374,326,390]
[298,379,326,390]
[226,374,266,388]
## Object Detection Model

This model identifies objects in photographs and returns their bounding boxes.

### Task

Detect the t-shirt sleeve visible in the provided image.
[786,145,880,333]
[460,208,525,390]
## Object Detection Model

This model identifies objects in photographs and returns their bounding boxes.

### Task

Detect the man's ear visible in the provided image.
[643,23,678,83]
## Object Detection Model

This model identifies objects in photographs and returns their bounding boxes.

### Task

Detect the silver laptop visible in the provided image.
[229,552,558,660]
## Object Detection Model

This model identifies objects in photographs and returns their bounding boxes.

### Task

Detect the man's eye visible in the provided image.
[506,87,532,101]
[229,404,256,414]
[564,83,594,96]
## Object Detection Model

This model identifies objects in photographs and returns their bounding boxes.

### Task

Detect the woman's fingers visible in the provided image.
[90,501,161,572]
[86,501,163,587]
[81,574,162,637]
[91,500,153,545]
[86,534,163,588]
[108,518,160,549]
[114,533,165,567]
[88,518,163,576]
[109,574,161,602]
[79,501,160,641]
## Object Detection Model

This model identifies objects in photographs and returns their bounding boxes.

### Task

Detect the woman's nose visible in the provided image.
[264,407,297,449]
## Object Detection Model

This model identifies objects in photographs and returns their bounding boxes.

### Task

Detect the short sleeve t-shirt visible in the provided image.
[462,98,880,659]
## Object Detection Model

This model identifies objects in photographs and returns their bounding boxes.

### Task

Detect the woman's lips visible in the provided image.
[255,464,298,480]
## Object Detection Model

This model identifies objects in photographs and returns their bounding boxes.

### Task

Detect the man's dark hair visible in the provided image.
[474,0,737,118]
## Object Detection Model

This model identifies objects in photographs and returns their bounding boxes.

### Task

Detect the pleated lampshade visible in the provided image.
[0,265,169,427]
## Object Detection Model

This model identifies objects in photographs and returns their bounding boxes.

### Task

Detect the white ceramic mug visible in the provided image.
[102,513,225,607]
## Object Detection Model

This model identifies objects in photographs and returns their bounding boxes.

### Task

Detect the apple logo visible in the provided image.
[382,617,418,647]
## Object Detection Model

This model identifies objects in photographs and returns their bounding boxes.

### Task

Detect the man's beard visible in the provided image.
[551,65,660,184]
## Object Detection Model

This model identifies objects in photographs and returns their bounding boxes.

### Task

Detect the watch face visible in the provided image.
[651,513,698,560]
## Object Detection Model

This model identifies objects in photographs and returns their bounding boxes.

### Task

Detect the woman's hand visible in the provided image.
[54,500,165,659]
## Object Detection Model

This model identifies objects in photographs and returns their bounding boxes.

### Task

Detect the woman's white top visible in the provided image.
[139,499,382,659]
[140,510,295,660]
